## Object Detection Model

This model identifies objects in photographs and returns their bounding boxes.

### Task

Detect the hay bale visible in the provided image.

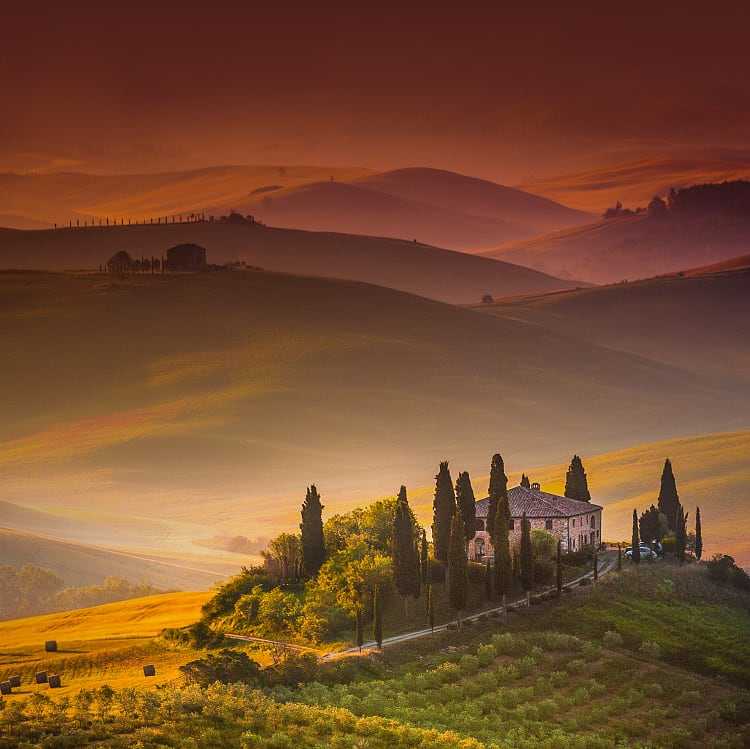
[143,664,156,677]
[9,676,21,688]
[0,682,11,695]
[35,672,48,684]
[48,674,62,689]
[45,640,58,652]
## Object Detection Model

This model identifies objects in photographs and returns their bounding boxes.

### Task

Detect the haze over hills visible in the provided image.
[476,261,750,386]
[0,269,746,558]
[0,223,579,304]
[518,152,750,213]
[213,168,591,250]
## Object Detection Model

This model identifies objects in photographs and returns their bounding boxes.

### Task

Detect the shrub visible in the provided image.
[476,644,496,667]
[459,655,480,674]
[643,682,664,698]
[602,630,624,648]
[490,633,516,655]
[179,649,261,686]
[639,640,662,659]
[201,567,272,621]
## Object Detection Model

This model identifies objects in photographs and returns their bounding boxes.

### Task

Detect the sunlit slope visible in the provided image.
[0,270,744,547]
[218,167,591,250]
[477,264,750,385]
[0,222,578,304]
[484,213,750,283]
[0,528,234,589]
[0,165,371,227]
[518,154,750,213]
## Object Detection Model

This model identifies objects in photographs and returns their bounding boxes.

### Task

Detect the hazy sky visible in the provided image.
[3,1,749,180]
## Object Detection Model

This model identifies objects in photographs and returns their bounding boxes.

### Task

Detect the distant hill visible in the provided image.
[518,153,750,213]
[218,168,591,250]
[475,261,750,386]
[0,270,744,551]
[0,528,231,589]
[0,222,579,304]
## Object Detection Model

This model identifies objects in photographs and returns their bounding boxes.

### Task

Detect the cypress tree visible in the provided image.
[519,513,534,590]
[593,550,598,581]
[564,455,591,502]
[512,548,520,581]
[300,485,326,577]
[617,543,622,571]
[657,458,680,531]
[631,509,641,564]
[373,585,383,648]
[484,558,492,600]
[487,454,509,540]
[414,538,422,600]
[695,507,703,561]
[520,474,531,489]
[420,529,429,584]
[355,607,363,652]
[447,511,468,624]
[493,493,512,597]
[675,503,689,564]
[455,471,477,544]
[556,540,563,595]
[432,462,456,562]
[427,585,435,632]
[393,486,419,611]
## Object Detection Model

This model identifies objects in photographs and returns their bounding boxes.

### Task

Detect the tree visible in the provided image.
[355,607,363,652]
[392,486,420,612]
[420,530,429,584]
[372,585,383,648]
[520,474,531,489]
[262,533,301,583]
[413,538,422,600]
[617,543,622,571]
[564,455,591,502]
[300,485,326,577]
[487,453,509,540]
[484,559,492,600]
[432,462,456,562]
[519,513,534,591]
[556,540,563,595]
[657,459,681,531]
[455,471,477,544]
[695,507,703,561]
[675,503,689,564]
[447,511,468,624]
[493,493,512,598]
[638,505,663,546]
[631,510,641,564]
[427,585,435,632]
[647,195,668,218]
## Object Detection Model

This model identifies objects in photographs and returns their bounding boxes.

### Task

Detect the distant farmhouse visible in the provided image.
[470,482,602,562]
[166,243,207,272]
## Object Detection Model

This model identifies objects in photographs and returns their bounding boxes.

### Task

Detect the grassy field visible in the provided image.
[0,592,211,697]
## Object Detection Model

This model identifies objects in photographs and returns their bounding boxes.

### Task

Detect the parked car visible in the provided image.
[624,544,656,560]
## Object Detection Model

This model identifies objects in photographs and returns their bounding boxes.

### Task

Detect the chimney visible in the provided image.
[531,482,541,491]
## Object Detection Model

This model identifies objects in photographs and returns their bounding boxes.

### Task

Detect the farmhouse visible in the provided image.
[469,482,602,562]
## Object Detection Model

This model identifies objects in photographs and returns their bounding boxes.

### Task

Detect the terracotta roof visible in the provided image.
[476,486,602,519]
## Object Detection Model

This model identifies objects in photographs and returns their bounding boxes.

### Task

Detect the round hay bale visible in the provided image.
[0,682,11,695]
[143,664,156,677]
[35,672,48,684]
[45,640,58,652]
[48,674,62,689]
[9,676,21,688]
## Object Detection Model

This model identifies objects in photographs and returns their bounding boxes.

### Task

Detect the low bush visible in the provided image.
[602,630,624,648]
[639,640,662,659]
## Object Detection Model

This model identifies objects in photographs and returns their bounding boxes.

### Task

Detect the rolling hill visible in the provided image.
[215,168,591,250]
[0,222,579,304]
[475,261,750,385]
[485,211,750,283]
[0,269,745,557]
[518,153,750,213]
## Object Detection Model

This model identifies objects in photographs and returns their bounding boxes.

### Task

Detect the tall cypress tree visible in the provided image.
[657,458,680,531]
[373,585,383,648]
[493,493,512,597]
[631,509,641,564]
[564,455,591,502]
[675,502,689,564]
[432,461,456,562]
[519,513,534,590]
[427,585,435,632]
[300,485,326,577]
[487,453,509,540]
[520,474,531,489]
[413,538,422,600]
[455,471,477,544]
[393,486,420,610]
[556,540,563,595]
[695,507,703,561]
[484,558,492,600]
[420,529,429,584]
[447,511,468,624]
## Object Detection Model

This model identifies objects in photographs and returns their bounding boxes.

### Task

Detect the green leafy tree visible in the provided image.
[447,511,468,623]
[355,607,363,652]
[695,506,703,560]
[487,453,509,539]
[432,461,456,562]
[657,458,681,531]
[638,505,663,546]
[519,513,534,590]
[392,486,420,612]
[493,493,512,597]
[564,455,591,502]
[455,471,477,544]
[372,585,383,648]
[300,485,326,577]
[631,509,641,564]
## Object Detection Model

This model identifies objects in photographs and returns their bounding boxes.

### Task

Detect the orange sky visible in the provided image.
[2,1,749,180]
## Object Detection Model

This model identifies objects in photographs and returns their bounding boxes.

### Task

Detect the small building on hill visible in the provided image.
[469,482,603,561]
[166,243,207,271]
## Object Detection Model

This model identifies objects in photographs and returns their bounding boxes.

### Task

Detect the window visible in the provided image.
[545,519,553,531]
[509,518,515,530]
[572,519,576,527]
[590,515,596,528]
